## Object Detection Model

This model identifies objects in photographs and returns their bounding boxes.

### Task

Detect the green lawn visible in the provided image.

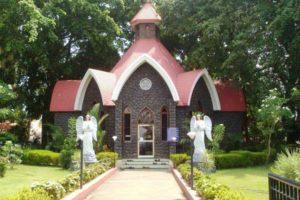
[210,166,270,200]
[0,164,71,198]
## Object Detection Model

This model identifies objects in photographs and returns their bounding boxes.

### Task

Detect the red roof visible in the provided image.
[130,3,161,27]
[111,38,184,83]
[50,80,81,112]
[176,70,203,106]
[215,81,246,112]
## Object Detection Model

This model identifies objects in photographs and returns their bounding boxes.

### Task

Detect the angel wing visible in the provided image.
[76,116,84,141]
[91,116,98,141]
[187,116,196,140]
[204,115,213,141]
[190,116,196,132]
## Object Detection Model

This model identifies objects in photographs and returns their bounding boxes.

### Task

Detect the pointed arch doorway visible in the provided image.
[138,108,155,157]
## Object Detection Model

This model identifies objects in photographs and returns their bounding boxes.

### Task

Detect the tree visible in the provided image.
[256,89,293,162]
[0,0,124,121]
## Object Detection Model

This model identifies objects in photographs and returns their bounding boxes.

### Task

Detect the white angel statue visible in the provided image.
[187,113,212,163]
[76,115,98,163]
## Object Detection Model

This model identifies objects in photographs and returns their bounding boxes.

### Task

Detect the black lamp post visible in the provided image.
[112,136,117,167]
[187,135,195,190]
[79,139,84,189]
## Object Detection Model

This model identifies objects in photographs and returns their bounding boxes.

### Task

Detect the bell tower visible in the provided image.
[130,0,162,40]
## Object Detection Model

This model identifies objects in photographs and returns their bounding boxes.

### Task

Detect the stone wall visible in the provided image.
[114,63,176,159]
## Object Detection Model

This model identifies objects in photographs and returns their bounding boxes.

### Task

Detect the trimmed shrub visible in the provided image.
[4,188,51,200]
[31,181,66,200]
[1,141,23,168]
[214,150,268,169]
[22,150,60,166]
[96,152,118,167]
[170,153,190,167]
[177,163,247,200]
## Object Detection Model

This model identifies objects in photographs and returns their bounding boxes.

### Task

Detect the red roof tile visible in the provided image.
[50,80,81,112]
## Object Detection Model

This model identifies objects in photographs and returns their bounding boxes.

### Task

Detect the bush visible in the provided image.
[0,141,23,168]
[22,150,60,166]
[4,188,51,200]
[211,124,225,153]
[96,152,118,167]
[59,117,77,169]
[31,181,65,200]
[214,150,270,169]
[0,132,18,145]
[177,163,247,200]
[170,153,190,167]
[0,156,8,177]
[44,124,65,152]
[271,150,300,182]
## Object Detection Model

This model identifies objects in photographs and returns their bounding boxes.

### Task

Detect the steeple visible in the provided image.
[130,0,161,40]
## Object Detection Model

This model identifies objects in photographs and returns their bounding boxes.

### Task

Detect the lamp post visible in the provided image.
[187,135,194,189]
[79,139,83,189]
[112,136,117,167]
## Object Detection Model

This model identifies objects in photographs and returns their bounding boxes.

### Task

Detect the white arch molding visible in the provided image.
[74,69,116,111]
[187,69,221,111]
[111,54,180,102]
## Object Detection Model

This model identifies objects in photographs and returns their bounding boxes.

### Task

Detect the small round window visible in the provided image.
[139,78,152,90]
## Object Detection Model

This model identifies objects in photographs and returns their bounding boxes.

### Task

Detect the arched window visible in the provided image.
[161,107,169,141]
[123,107,131,141]
[138,107,154,124]
[197,100,203,112]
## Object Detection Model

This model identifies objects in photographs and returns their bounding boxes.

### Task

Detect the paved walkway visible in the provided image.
[86,169,186,200]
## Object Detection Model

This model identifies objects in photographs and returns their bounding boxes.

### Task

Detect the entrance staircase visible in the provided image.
[119,158,171,170]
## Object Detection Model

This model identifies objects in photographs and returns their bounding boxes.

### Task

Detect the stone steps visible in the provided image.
[119,158,171,170]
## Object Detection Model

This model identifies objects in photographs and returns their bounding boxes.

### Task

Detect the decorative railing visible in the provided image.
[269,173,300,200]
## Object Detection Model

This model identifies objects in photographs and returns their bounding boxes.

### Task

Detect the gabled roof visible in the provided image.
[130,2,162,27]
[111,38,184,82]
[50,80,81,112]
[74,69,116,110]
[176,69,221,110]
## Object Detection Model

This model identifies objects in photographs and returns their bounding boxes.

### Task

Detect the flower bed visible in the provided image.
[177,163,247,200]
[5,161,112,200]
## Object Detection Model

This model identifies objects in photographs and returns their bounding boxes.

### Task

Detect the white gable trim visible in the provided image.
[111,54,180,102]
[187,69,221,110]
[74,69,116,111]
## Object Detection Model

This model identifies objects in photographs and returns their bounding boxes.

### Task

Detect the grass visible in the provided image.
[0,164,71,198]
[210,166,270,200]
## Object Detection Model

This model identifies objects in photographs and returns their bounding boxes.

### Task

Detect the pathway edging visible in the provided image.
[62,167,117,200]
[172,168,202,200]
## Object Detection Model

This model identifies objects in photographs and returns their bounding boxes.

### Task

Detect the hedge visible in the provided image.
[177,163,247,200]
[171,150,274,169]
[22,150,60,166]
[96,152,118,167]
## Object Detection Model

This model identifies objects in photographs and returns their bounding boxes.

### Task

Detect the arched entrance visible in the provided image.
[138,108,154,157]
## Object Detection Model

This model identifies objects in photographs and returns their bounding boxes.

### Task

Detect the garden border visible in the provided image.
[171,168,201,200]
[62,167,117,200]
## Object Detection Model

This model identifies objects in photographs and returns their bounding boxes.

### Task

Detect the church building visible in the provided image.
[50,1,246,159]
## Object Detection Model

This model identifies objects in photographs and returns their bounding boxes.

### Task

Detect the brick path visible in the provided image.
[86,169,186,200]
